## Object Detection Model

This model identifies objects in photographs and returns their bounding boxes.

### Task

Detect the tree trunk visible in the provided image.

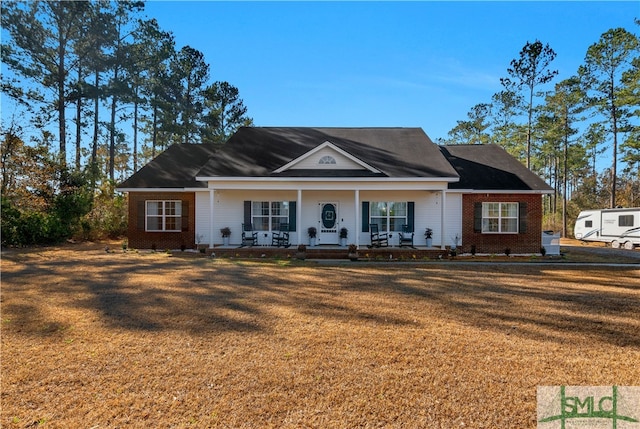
[133,86,138,171]
[75,65,82,170]
[58,34,67,166]
[610,76,618,209]
[152,104,158,158]
[109,94,116,181]
[91,70,99,168]
[526,85,534,169]
[562,130,568,237]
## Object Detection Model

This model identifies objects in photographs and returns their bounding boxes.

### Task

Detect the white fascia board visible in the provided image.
[273,141,381,174]
[116,187,204,192]
[196,176,460,183]
[198,177,458,191]
[459,189,554,194]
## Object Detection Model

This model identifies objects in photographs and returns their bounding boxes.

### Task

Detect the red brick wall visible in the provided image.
[127,192,195,249]
[461,193,544,254]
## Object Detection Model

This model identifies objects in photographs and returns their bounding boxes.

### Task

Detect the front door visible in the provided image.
[318,202,339,244]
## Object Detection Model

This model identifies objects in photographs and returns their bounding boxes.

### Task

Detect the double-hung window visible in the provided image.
[370,202,407,232]
[482,202,518,233]
[252,201,289,231]
[146,201,182,232]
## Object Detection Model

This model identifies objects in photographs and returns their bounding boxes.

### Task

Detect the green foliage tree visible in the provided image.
[1,0,253,245]
[1,1,91,164]
[104,1,145,181]
[127,19,174,170]
[580,27,639,208]
[171,46,210,144]
[538,77,585,236]
[1,128,92,245]
[201,81,253,144]
[501,40,559,169]
[490,90,526,162]
[447,25,639,226]
[445,103,492,145]
[620,55,640,169]
[135,21,177,159]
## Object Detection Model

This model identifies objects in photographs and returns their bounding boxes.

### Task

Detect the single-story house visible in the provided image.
[117,127,553,253]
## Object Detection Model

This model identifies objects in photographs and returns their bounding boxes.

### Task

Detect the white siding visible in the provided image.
[195,191,211,246]
[213,190,298,246]
[359,190,439,246]
[444,192,463,247]
[199,186,462,247]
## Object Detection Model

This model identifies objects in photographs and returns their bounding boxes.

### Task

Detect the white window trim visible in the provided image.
[252,201,289,231]
[482,202,519,234]
[146,200,182,232]
[370,201,408,232]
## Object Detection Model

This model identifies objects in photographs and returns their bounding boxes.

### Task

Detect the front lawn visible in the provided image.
[2,243,639,428]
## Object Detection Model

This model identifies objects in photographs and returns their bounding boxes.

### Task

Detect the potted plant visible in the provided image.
[220,227,231,246]
[451,233,460,250]
[308,226,317,247]
[425,228,433,247]
[296,244,307,260]
[339,227,348,247]
[449,233,460,257]
[348,244,358,261]
[195,233,206,253]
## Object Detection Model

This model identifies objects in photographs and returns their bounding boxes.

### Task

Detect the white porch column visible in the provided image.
[209,189,215,248]
[354,189,360,248]
[440,190,447,250]
[297,189,302,245]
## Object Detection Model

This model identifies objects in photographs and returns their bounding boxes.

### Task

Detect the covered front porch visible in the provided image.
[199,181,462,250]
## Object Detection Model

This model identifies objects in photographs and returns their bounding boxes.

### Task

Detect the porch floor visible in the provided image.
[205,245,449,260]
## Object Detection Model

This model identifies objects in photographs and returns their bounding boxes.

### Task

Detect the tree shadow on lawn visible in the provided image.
[384,265,640,348]
[3,252,639,349]
[2,254,271,336]
[85,260,272,333]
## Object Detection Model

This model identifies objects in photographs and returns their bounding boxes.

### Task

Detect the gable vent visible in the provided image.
[319,155,336,165]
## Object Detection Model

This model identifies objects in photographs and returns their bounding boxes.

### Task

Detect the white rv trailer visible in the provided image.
[574,207,640,249]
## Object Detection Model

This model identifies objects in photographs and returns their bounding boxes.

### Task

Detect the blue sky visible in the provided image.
[145,1,638,142]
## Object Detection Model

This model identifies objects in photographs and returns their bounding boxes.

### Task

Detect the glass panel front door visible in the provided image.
[318,202,339,244]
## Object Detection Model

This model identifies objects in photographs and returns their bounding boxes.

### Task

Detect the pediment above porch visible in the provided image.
[273,141,381,175]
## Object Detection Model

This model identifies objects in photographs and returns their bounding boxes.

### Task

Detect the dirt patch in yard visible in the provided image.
[2,242,639,428]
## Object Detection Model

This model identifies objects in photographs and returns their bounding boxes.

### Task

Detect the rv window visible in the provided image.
[619,215,634,227]
[585,220,593,228]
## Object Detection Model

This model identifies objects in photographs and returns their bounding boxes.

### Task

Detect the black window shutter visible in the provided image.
[243,201,251,227]
[474,202,482,233]
[362,201,370,232]
[137,200,146,230]
[288,201,296,231]
[181,200,189,232]
[407,202,415,232]
[519,202,528,233]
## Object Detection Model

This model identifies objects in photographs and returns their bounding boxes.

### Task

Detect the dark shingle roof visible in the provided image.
[117,129,551,192]
[196,127,459,179]
[118,143,217,189]
[441,144,553,191]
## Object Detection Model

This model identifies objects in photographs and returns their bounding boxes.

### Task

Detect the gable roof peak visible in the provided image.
[196,126,457,179]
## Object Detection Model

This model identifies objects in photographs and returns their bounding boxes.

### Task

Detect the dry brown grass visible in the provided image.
[2,242,639,428]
